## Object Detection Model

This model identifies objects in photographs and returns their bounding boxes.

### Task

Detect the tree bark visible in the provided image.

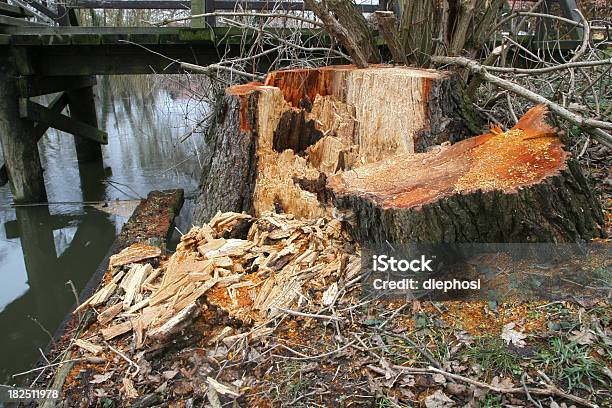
[328,106,605,243]
[193,65,477,224]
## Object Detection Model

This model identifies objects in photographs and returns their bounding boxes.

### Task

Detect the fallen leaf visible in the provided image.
[425,389,455,408]
[501,322,526,348]
[568,328,595,345]
[90,372,113,384]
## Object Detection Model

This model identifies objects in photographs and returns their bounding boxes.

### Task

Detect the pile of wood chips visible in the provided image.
[73,211,360,353]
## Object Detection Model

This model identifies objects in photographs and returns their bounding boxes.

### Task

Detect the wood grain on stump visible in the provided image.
[193,65,476,225]
[328,106,605,243]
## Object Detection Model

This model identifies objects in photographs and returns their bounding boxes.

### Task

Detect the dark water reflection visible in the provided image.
[0,77,206,383]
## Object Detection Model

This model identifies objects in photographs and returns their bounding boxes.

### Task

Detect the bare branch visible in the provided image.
[432,55,612,149]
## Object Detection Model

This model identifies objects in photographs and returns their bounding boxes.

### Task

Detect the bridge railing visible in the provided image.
[21,0,388,27]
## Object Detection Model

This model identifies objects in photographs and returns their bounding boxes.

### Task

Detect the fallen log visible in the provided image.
[193,65,479,225]
[328,105,605,243]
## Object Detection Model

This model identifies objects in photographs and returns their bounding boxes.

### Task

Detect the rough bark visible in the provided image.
[192,86,259,226]
[193,65,476,224]
[328,106,605,243]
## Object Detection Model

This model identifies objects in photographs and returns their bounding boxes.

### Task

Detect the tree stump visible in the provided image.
[193,65,479,225]
[328,106,605,243]
[192,66,603,243]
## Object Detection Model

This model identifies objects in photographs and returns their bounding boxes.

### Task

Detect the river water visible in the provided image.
[0,76,206,383]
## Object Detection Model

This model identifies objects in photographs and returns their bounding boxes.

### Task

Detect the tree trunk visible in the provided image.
[193,65,478,225]
[328,106,605,243]
[193,68,603,243]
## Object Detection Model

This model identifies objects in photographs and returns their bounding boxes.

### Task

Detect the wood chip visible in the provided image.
[109,244,161,268]
[123,377,138,399]
[123,264,152,309]
[73,339,103,355]
[98,303,123,325]
[101,321,133,340]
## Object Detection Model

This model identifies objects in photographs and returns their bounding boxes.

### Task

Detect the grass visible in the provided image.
[464,336,521,376]
[270,361,312,404]
[536,337,608,392]
[479,393,503,408]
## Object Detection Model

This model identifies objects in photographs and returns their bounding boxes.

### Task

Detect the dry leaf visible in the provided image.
[568,328,595,345]
[424,389,455,408]
[501,322,526,348]
[90,372,113,384]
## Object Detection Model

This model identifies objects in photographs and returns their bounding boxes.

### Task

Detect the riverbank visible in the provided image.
[35,208,611,408]
[14,190,184,407]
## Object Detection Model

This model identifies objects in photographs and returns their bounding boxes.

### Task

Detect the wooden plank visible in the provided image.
[0,33,8,44]
[18,75,96,97]
[0,15,47,26]
[70,33,102,44]
[19,98,108,144]
[10,33,42,45]
[0,2,34,18]
[70,0,191,9]
[128,32,159,44]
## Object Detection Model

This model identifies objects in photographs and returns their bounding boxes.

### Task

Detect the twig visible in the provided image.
[431,55,612,149]
[382,331,442,369]
[65,280,80,310]
[480,58,612,74]
[273,306,340,321]
[12,359,83,378]
[104,341,140,377]
[425,366,599,408]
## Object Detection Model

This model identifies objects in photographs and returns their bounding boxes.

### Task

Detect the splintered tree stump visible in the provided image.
[194,65,478,225]
[328,106,605,243]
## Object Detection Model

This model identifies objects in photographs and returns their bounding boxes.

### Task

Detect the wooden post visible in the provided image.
[67,83,104,162]
[0,53,47,203]
[191,0,205,27]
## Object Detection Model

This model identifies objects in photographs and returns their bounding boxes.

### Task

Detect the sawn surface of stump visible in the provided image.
[193,65,477,225]
[328,106,604,243]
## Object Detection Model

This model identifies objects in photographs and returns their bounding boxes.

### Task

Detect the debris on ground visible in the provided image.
[40,211,610,407]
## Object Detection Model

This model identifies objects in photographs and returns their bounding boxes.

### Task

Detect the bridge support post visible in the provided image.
[67,81,104,163]
[0,54,47,203]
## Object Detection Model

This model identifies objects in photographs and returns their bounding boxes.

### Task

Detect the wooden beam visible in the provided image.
[0,58,47,203]
[19,98,108,144]
[0,2,34,18]
[18,75,97,97]
[25,2,59,20]
[0,15,47,26]
[0,92,68,187]
[67,82,103,161]
[69,0,190,8]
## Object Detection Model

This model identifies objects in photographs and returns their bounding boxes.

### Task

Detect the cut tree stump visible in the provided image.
[328,106,605,243]
[193,66,603,243]
[193,65,478,225]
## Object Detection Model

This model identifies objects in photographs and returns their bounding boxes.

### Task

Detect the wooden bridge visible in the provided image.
[0,0,375,204]
[0,0,593,204]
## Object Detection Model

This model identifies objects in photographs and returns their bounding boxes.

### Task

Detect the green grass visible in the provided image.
[536,337,608,392]
[464,336,521,376]
[479,394,503,408]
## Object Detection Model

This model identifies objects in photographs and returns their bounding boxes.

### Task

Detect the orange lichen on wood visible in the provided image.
[329,105,566,210]
[264,65,353,107]
[226,82,264,132]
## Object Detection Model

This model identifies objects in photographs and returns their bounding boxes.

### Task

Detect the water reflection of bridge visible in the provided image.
[0,162,116,381]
